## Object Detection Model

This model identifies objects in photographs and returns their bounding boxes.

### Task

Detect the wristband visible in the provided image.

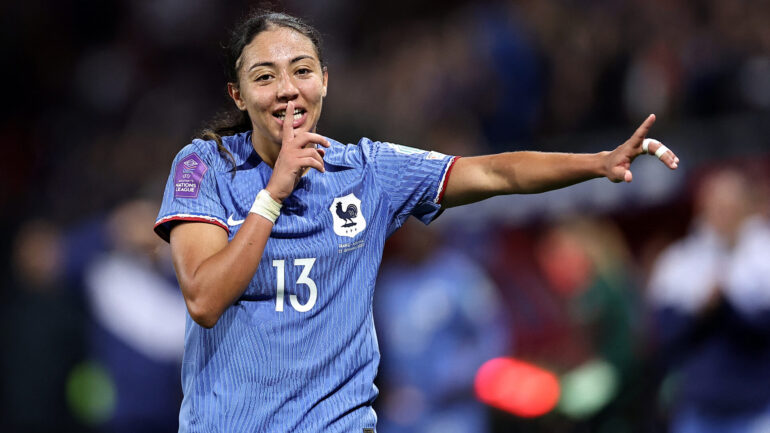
[250,189,282,224]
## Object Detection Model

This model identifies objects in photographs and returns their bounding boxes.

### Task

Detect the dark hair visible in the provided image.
[198,10,325,169]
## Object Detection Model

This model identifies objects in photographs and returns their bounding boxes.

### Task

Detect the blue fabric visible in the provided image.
[649,219,770,423]
[155,132,456,432]
[375,248,509,433]
[90,323,180,433]
[656,305,770,414]
[672,404,770,433]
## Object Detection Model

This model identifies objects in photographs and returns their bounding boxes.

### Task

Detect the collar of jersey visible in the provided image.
[231,150,263,171]
[321,137,356,172]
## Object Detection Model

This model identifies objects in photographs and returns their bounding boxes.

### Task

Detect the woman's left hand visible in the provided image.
[605,114,680,183]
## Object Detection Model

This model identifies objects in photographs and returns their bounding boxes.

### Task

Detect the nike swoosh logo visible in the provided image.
[227,214,245,226]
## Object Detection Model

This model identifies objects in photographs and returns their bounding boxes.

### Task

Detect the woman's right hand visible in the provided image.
[265,101,330,202]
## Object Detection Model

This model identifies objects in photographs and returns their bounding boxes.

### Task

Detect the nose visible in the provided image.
[276,71,299,101]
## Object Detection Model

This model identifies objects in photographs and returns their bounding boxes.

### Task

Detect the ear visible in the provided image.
[321,67,328,98]
[227,82,247,111]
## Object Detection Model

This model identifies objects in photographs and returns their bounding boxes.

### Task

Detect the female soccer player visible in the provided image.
[154,11,679,433]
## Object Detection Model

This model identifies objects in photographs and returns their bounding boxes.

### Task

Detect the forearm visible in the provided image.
[496,151,607,193]
[443,151,608,207]
[443,115,678,208]
[172,214,273,328]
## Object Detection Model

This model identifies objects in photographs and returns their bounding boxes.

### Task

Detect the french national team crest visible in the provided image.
[329,193,366,237]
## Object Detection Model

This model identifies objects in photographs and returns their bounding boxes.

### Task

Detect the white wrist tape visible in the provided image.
[250,189,282,224]
[642,138,668,159]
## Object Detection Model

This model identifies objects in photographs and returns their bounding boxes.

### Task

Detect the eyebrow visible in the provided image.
[247,55,315,71]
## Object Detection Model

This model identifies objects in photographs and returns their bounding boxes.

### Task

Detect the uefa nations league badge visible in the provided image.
[174,153,207,199]
[329,193,366,237]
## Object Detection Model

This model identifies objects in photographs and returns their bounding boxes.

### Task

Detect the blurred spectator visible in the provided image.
[81,199,186,432]
[5,0,770,224]
[375,219,510,433]
[2,1,770,432]
[0,220,86,433]
[533,218,648,430]
[648,168,770,433]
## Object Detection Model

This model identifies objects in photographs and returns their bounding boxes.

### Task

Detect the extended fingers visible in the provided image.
[647,140,679,169]
[298,132,331,149]
[297,154,325,172]
[633,114,656,142]
[292,147,325,172]
[285,131,331,150]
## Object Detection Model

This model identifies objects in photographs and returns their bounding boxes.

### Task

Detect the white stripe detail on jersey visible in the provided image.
[155,214,228,230]
[434,156,460,204]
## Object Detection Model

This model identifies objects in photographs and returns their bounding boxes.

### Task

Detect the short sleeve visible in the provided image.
[154,143,228,242]
[359,139,458,233]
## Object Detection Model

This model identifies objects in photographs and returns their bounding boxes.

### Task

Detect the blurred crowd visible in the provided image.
[1,0,769,432]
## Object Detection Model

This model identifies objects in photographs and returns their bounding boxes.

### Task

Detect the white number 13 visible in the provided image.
[272,258,317,312]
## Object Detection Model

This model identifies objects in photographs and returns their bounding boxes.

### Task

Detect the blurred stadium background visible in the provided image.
[1,0,769,432]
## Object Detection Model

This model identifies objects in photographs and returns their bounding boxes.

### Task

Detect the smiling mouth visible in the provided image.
[273,108,306,121]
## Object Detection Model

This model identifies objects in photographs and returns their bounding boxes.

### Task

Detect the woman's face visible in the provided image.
[230,26,328,149]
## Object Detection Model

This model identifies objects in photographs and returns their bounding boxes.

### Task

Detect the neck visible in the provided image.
[251,132,281,168]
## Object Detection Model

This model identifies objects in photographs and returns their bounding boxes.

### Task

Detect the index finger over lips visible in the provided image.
[282,101,295,143]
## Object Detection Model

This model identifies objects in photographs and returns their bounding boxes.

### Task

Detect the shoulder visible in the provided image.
[173,139,223,172]
[733,216,770,264]
[649,227,721,291]
[319,136,372,168]
[322,137,433,166]
[740,216,770,245]
[653,232,705,273]
[352,138,425,157]
[172,132,253,173]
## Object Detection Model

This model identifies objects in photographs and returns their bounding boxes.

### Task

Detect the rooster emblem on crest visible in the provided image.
[335,202,358,227]
[329,193,366,237]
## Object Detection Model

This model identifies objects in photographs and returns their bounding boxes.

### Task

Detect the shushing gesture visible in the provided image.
[265,101,331,202]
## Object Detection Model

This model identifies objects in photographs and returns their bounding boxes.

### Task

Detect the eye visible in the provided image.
[255,74,273,82]
[296,68,311,76]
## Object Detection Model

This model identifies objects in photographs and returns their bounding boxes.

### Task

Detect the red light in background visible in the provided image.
[474,357,560,418]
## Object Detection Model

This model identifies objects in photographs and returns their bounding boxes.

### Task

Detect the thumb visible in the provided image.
[624,169,633,183]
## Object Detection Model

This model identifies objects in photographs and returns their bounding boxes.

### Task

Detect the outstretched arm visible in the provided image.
[442,114,679,208]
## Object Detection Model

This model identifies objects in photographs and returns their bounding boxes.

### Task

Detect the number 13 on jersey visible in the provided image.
[272,258,317,312]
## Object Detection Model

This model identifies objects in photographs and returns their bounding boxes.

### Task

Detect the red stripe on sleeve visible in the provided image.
[436,156,461,205]
[153,215,229,242]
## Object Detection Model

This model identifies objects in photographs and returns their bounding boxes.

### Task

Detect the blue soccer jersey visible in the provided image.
[155,131,457,432]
